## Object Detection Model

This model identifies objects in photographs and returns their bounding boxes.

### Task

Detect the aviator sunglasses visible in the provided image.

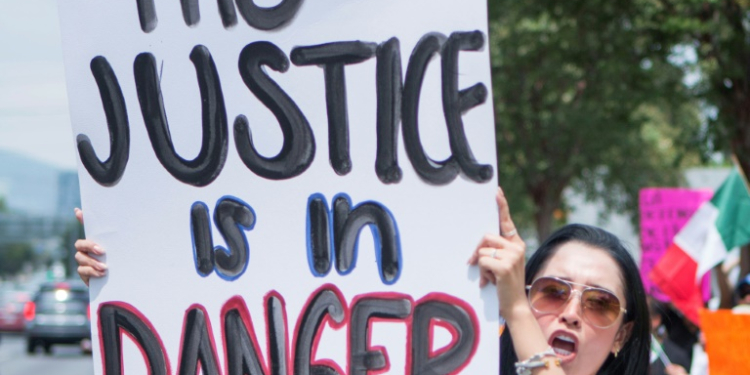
[526,276,627,329]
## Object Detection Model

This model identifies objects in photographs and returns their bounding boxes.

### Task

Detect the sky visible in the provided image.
[0,0,77,170]
[0,0,704,173]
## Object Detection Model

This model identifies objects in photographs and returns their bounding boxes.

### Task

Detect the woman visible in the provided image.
[75,189,651,374]
[469,188,650,374]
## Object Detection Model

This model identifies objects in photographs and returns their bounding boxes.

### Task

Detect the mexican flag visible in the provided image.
[650,168,750,325]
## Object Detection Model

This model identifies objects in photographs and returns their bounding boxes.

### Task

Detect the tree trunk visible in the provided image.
[531,185,564,242]
[734,145,750,183]
[729,103,750,182]
[725,0,750,188]
[534,200,556,243]
[719,2,750,292]
[715,264,734,309]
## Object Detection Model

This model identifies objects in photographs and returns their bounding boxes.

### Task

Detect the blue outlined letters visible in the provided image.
[306,193,402,285]
[191,196,256,281]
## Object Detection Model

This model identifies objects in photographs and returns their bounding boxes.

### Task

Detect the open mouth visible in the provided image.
[549,332,577,361]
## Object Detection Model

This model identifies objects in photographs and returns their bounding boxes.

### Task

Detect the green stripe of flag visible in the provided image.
[712,168,750,250]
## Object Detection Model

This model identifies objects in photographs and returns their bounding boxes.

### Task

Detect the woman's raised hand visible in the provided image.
[73,208,107,286]
[468,187,528,319]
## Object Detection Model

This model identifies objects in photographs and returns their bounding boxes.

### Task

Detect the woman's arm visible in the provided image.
[469,188,565,374]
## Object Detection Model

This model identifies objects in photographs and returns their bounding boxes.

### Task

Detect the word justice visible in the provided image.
[98,285,479,375]
[76,31,493,188]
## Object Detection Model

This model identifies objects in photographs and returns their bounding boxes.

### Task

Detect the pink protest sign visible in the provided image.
[639,188,713,301]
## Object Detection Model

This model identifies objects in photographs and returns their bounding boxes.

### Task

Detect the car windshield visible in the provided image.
[35,288,88,314]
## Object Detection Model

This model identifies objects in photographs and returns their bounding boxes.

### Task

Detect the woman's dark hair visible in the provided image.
[499,224,650,375]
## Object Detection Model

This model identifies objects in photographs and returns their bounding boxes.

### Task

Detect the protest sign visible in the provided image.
[59,1,500,373]
[699,309,750,375]
[639,188,712,301]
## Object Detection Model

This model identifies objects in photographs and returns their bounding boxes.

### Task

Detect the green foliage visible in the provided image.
[649,0,750,175]
[489,0,706,239]
[62,218,84,279]
[0,242,35,276]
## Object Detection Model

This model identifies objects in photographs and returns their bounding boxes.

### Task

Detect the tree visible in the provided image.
[0,242,35,277]
[654,0,750,178]
[489,0,705,239]
[651,0,750,285]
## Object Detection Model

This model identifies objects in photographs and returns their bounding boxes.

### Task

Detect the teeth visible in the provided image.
[552,334,576,357]
[556,335,575,343]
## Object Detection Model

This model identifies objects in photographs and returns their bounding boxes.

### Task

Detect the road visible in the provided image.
[0,333,95,375]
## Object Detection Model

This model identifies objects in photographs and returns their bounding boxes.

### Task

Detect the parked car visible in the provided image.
[0,289,31,332]
[24,280,91,354]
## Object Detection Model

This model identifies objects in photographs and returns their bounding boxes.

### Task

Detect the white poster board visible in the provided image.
[59,1,499,373]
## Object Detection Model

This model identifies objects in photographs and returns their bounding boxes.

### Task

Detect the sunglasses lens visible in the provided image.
[581,289,622,328]
[528,277,624,328]
[528,278,571,313]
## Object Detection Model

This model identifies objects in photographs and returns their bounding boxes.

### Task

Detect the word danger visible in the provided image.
[76,31,493,188]
[98,285,479,375]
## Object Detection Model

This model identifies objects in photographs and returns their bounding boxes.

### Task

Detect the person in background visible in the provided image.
[732,273,750,314]
[688,331,708,375]
[648,297,690,375]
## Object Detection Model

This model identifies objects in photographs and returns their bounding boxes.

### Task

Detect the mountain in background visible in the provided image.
[0,149,80,218]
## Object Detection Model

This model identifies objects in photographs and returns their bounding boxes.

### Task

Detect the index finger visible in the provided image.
[496,187,523,247]
[75,207,84,225]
